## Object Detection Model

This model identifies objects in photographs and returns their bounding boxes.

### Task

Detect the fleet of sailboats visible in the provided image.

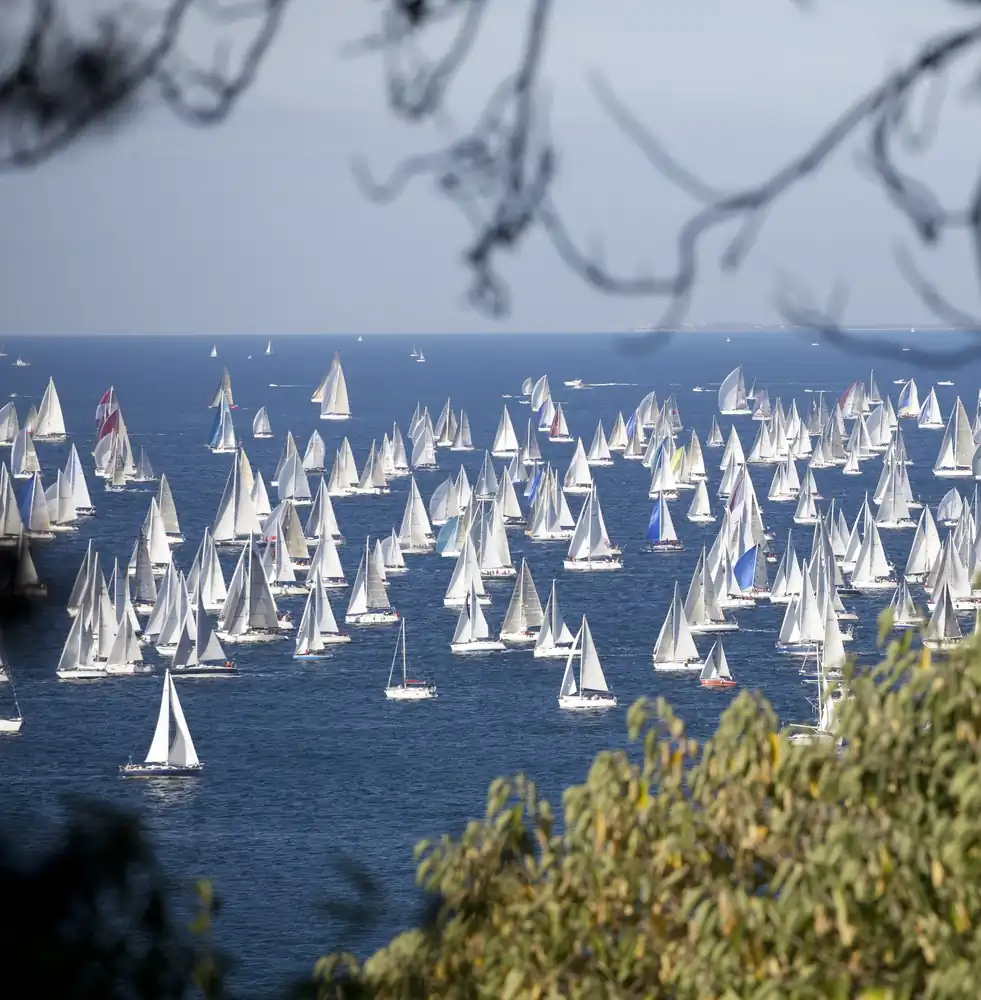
[4,348,981,765]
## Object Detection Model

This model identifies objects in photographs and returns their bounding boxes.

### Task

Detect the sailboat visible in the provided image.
[265,340,273,356]
[564,488,622,571]
[172,592,236,676]
[699,641,736,688]
[345,538,398,624]
[252,406,273,439]
[558,617,617,710]
[652,583,702,671]
[210,344,218,358]
[313,352,351,421]
[640,494,684,552]
[415,349,426,363]
[216,539,289,642]
[120,670,202,777]
[385,620,437,699]
[0,648,23,733]
[499,558,544,645]
[533,580,576,659]
[450,581,505,653]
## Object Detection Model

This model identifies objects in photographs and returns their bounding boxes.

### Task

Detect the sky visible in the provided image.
[1,0,981,335]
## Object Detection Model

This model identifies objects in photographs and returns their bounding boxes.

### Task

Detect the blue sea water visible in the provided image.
[0,330,975,991]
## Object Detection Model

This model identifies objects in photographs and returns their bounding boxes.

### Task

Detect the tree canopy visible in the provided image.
[309,623,981,999]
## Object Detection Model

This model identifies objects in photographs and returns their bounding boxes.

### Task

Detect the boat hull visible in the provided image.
[346,611,399,625]
[687,514,716,523]
[639,541,685,553]
[700,679,736,688]
[215,629,283,644]
[0,717,23,733]
[319,413,351,421]
[924,637,962,650]
[384,686,438,701]
[294,652,332,660]
[558,694,617,710]
[450,639,506,653]
[533,645,576,659]
[56,667,107,680]
[689,621,739,633]
[120,763,203,778]
[563,559,623,572]
[500,630,538,646]
[653,660,703,672]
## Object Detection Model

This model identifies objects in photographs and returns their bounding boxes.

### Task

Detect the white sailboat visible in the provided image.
[252,405,273,439]
[345,538,398,625]
[533,580,576,659]
[499,558,544,645]
[34,377,67,441]
[699,641,736,688]
[216,539,289,642]
[652,583,703,671]
[265,340,273,356]
[314,351,351,420]
[172,592,236,676]
[564,488,622,571]
[450,581,505,653]
[120,670,202,777]
[0,648,23,733]
[385,620,437,699]
[210,344,218,358]
[558,617,617,710]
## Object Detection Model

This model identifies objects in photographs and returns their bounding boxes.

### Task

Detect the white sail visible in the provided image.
[35,377,67,439]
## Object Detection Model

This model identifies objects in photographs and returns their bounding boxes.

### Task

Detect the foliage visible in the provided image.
[307,626,981,999]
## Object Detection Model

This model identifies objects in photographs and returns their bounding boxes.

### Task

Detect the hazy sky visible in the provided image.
[2,0,980,335]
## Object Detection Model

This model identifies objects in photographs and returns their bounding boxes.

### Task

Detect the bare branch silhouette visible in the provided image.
[362,2,981,360]
[0,0,286,169]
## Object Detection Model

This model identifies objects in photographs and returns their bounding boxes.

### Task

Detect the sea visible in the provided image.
[0,330,975,993]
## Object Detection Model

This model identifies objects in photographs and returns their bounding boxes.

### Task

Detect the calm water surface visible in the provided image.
[0,331,974,991]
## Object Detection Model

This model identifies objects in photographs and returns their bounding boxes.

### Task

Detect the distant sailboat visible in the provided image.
[558,617,617,710]
[699,641,736,688]
[265,340,273,356]
[416,349,426,363]
[450,581,505,653]
[313,352,351,421]
[252,406,273,439]
[385,620,437,699]
[0,647,23,733]
[210,344,217,358]
[120,670,202,777]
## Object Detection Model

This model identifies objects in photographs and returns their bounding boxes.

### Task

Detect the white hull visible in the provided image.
[924,636,962,650]
[559,694,617,710]
[321,633,352,644]
[385,686,438,700]
[346,611,399,625]
[215,629,283,644]
[450,638,506,653]
[120,763,203,777]
[481,567,517,579]
[563,558,623,572]
[934,468,972,478]
[648,490,678,501]
[586,458,614,468]
[549,435,574,444]
[166,533,185,545]
[0,717,23,733]
[687,514,716,523]
[564,485,593,496]
[689,621,739,633]
[876,519,915,530]
[851,579,896,592]
[500,630,538,646]
[105,662,151,676]
[491,449,519,459]
[155,643,178,656]
[57,667,107,680]
[400,545,435,555]
[320,412,351,421]
[776,641,820,656]
[533,645,576,659]
[653,660,703,672]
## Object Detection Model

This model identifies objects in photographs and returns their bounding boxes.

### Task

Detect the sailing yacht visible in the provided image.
[450,582,505,653]
[216,539,289,642]
[265,340,273,356]
[699,641,735,688]
[564,488,622,571]
[0,648,23,733]
[385,620,437,699]
[120,670,202,777]
[499,559,544,645]
[652,583,703,671]
[345,539,398,624]
[640,494,684,552]
[558,617,617,710]
[533,580,577,659]
[210,344,218,358]
[252,406,273,439]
